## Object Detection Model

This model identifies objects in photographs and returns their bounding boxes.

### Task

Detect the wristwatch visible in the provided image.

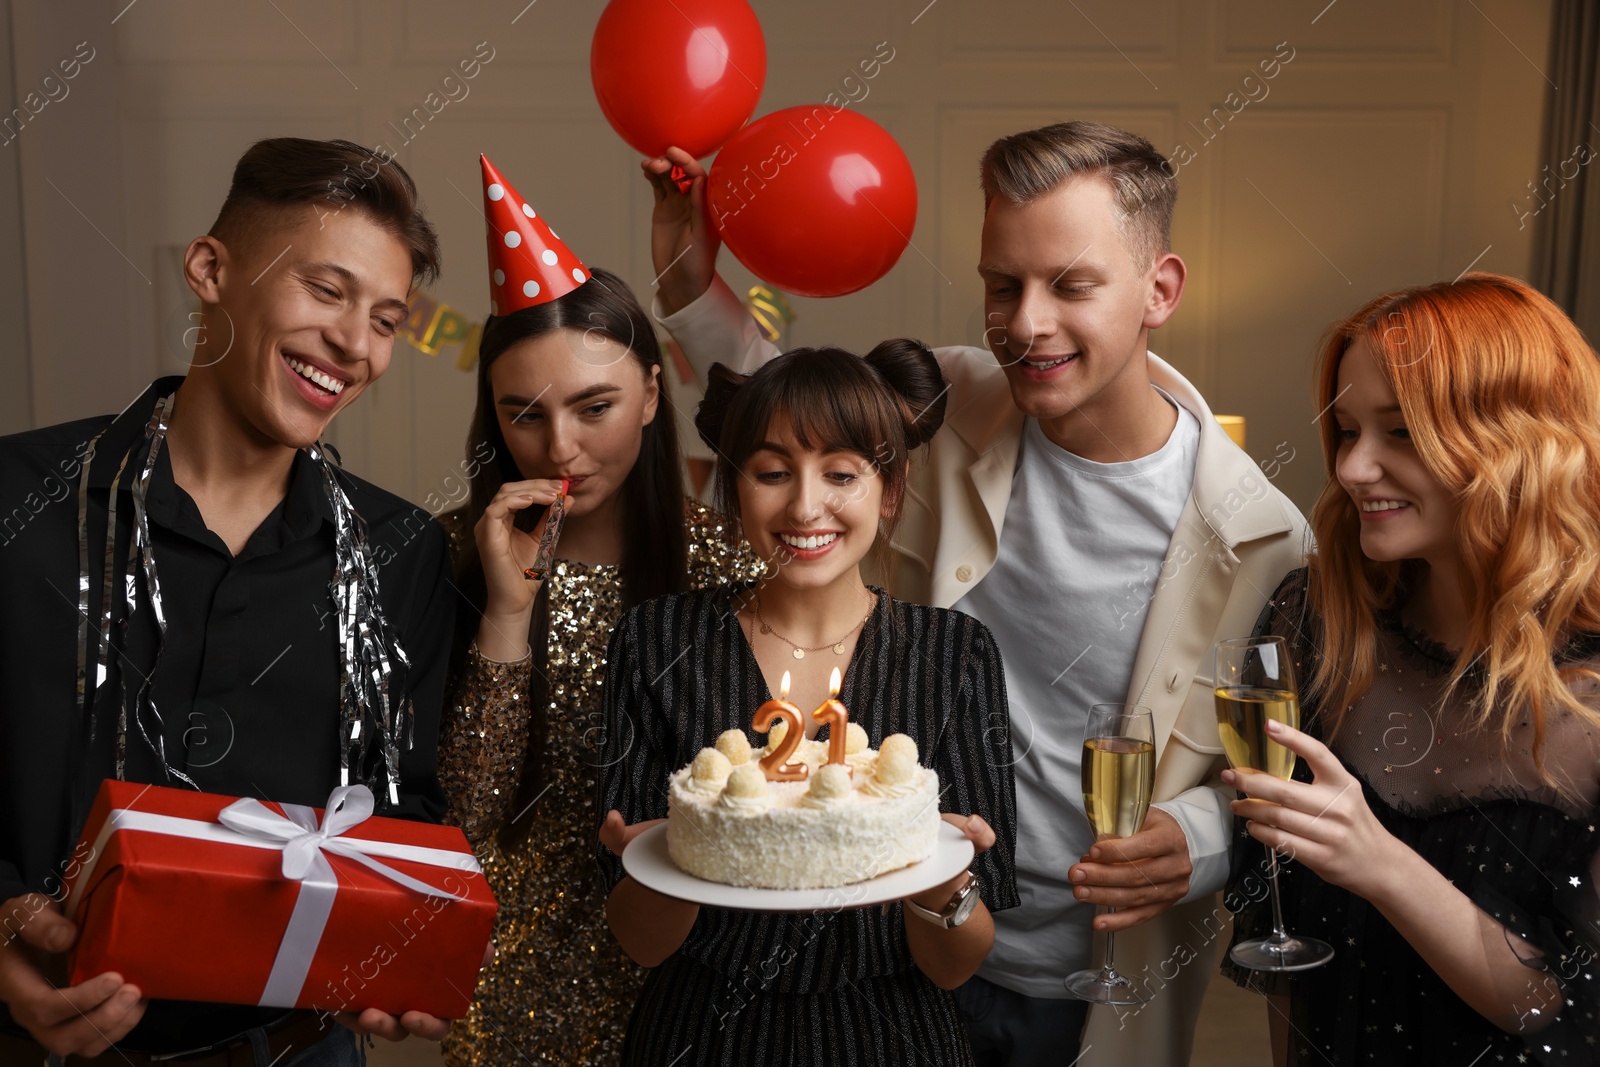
[905,873,982,929]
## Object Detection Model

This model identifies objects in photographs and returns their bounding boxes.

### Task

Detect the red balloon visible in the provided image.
[590,0,766,159]
[708,107,918,298]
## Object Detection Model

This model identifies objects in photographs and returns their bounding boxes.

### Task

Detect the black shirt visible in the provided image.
[0,377,454,1051]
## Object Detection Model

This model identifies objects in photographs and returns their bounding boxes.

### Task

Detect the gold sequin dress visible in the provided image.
[436,500,762,1067]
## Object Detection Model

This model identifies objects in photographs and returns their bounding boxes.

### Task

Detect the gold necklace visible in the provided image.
[753,592,877,660]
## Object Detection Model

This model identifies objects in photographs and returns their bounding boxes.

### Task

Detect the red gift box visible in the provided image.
[61,779,497,1018]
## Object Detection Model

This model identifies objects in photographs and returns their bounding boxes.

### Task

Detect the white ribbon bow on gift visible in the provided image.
[218,785,465,896]
[212,784,471,1006]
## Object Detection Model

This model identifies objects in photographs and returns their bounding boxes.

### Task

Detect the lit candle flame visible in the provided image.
[817,668,850,772]
[756,672,807,781]
[779,670,791,700]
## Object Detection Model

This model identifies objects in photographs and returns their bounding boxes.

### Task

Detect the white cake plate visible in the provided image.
[621,820,976,912]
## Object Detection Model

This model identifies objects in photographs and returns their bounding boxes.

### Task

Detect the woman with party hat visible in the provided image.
[435,157,763,1066]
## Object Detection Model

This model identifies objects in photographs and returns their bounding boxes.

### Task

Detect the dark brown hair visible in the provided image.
[454,267,688,847]
[208,137,441,286]
[979,121,1176,267]
[694,340,946,558]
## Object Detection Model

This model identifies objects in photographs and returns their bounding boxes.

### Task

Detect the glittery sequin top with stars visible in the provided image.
[1225,568,1600,1065]
[435,500,763,1067]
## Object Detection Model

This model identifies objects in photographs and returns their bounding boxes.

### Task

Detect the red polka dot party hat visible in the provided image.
[480,154,589,316]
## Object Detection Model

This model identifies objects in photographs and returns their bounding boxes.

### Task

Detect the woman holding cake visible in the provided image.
[433,158,763,1067]
[1221,274,1600,1062]
[596,341,1020,1065]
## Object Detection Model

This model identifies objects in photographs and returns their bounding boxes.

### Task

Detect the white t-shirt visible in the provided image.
[952,390,1199,999]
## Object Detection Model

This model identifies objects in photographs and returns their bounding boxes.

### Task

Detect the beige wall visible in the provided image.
[0,0,29,436]
[4,0,1554,517]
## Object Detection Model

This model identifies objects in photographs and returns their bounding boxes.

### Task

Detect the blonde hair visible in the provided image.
[979,121,1175,266]
[1307,272,1600,776]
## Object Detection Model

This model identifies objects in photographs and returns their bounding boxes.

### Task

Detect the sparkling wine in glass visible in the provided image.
[1064,704,1155,1005]
[1215,636,1335,972]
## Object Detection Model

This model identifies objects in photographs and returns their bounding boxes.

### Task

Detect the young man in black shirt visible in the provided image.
[0,138,458,1064]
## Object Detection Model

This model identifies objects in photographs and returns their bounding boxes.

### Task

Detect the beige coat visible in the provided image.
[662,278,1311,1066]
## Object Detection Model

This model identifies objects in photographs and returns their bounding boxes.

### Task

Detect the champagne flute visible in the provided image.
[1215,636,1335,971]
[1064,703,1156,1005]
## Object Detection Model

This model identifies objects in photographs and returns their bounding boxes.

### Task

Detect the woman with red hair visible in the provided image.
[1223,273,1600,1064]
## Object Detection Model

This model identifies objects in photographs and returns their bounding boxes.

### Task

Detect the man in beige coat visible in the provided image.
[644,122,1309,1066]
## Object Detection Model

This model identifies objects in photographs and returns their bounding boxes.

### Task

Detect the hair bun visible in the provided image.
[863,339,946,449]
[694,362,749,452]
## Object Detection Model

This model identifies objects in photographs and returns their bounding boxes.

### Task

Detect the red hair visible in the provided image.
[1306,273,1600,779]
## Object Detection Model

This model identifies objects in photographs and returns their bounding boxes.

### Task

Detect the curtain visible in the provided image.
[1530,0,1600,346]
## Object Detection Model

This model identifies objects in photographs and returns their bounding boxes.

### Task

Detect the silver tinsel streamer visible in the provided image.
[74,427,109,735]
[121,395,194,787]
[74,392,413,802]
[94,441,135,767]
[309,442,412,807]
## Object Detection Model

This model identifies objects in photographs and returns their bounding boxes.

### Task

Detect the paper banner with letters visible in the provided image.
[401,285,796,372]
[400,291,483,371]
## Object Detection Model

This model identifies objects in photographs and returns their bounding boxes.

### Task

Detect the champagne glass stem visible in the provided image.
[1102,907,1119,979]
[1266,847,1289,943]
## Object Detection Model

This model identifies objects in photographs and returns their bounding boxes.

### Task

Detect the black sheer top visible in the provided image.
[595,584,1020,992]
[1225,569,1600,1065]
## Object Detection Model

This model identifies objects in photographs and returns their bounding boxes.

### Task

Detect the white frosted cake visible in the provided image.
[666,723,941,890]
